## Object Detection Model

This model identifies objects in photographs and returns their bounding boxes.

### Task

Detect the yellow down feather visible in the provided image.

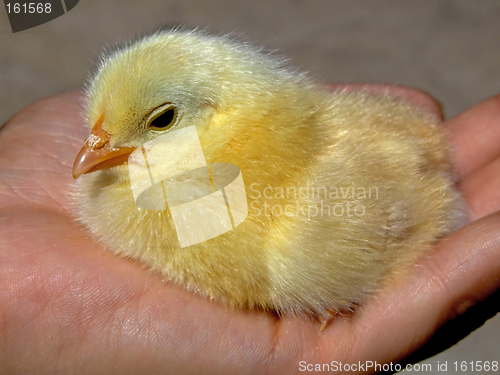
[73,30,465,316]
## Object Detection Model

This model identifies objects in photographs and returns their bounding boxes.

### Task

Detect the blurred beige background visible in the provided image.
[0,0,499,372]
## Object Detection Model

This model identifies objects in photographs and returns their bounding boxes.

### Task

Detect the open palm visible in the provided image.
[1,87,499,374]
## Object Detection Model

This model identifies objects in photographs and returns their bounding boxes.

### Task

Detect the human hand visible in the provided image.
[0,87,499,374]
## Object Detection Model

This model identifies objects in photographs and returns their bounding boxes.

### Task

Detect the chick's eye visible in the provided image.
[149,107,177,129]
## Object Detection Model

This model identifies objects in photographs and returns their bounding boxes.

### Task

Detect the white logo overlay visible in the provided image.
[127,126,248,248]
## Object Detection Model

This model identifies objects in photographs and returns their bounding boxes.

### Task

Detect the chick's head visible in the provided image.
[73,31,300,179]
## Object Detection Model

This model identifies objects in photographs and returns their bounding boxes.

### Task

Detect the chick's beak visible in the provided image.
[72,115,136,179]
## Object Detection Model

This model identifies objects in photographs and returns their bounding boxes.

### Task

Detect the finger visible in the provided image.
[314,212,500,372]
[0,91,84,214]
[445,94,500,179]
[324,83,444,119]
[459,155,500,221]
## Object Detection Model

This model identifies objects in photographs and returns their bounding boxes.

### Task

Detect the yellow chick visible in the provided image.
[72,30,465,318]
